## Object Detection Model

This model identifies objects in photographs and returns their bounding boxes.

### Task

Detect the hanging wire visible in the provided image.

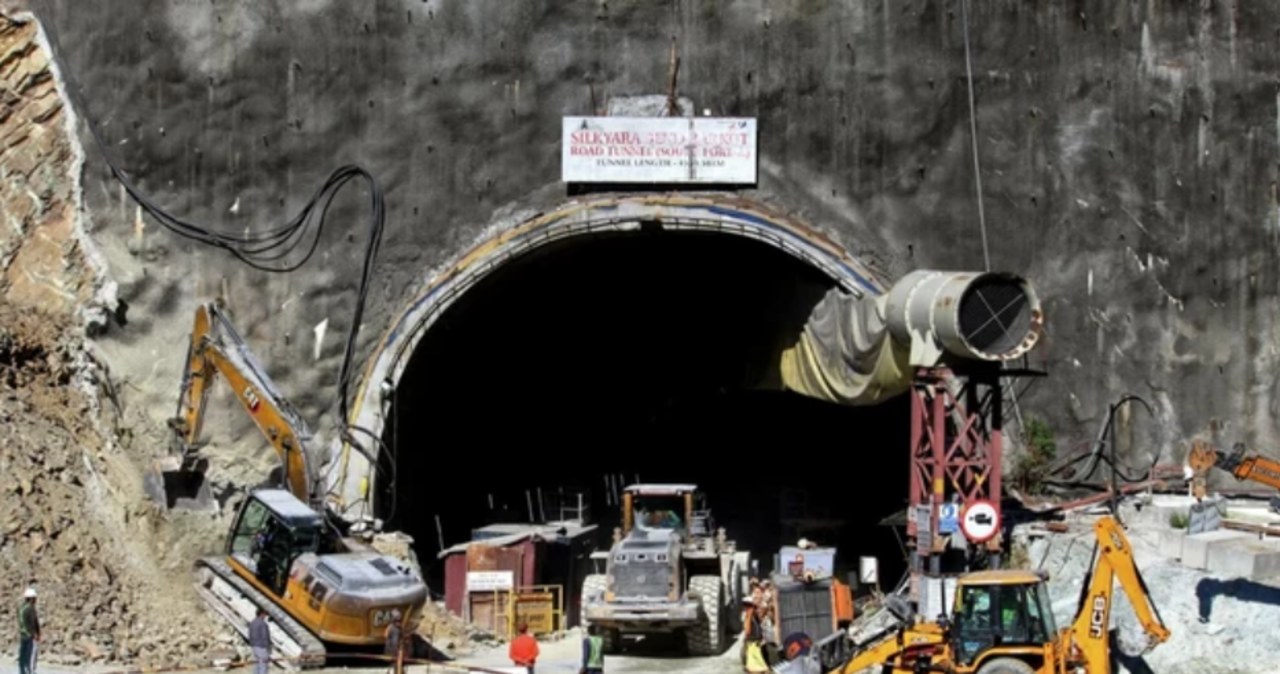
[32,3,391,510]
[960,0,991,272]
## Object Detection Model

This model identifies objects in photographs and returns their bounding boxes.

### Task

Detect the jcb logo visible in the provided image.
[1088,595,1107,638]
[1257,465,1280,481]
[244,386,261,411]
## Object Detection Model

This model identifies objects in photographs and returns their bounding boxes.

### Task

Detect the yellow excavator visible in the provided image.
[143,300,427,668]
[828,515,1169,674]
[1186,439,1280,503]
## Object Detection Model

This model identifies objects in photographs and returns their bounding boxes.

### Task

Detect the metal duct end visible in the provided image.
[885,270,1043,363]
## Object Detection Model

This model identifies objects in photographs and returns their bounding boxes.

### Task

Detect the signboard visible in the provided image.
[960,500,1000,544]
[939,503,960,535]
[1188,499,1223,534]
[561,116,757,184]
[914,505,933,552]
[466,570,514,592]
[858,557,879,586]
[778,546,835,581]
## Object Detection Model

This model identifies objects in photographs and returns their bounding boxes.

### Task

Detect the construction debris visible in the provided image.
[0,302,234,668]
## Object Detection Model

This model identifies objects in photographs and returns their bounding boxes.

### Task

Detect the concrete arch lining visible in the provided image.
[328,194,887,517]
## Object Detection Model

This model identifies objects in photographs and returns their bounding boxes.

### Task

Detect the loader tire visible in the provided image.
[685,575,725,656]
[976,657,1036,674]
[580,574,620,653]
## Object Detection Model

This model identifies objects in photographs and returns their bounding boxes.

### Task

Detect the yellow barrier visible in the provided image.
[504,584,564,638]
[467,584,565,640]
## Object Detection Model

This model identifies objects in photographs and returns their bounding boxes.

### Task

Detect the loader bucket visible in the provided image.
[144,455,216,511]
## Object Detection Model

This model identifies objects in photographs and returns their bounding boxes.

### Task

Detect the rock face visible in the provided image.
[0,300,232,667]
[0,1,1279,666]
[10,1,1272,466]
[0,15,106,322]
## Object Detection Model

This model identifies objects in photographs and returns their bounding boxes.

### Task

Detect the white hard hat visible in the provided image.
[24,587,36,598]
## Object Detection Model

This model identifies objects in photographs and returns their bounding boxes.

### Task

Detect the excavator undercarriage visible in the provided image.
[195,557,326,669]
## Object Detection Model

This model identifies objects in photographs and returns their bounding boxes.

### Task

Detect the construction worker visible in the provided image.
[17,587,39,674]
[580,624,605,674]
[384,609,404,674]
[509,622,539,674]
[759,580,776,634]
[249,607,270,674]
[741,597,768,674]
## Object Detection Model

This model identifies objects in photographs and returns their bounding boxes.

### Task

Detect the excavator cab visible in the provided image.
[948,572,1058,667]
[229,489,325,597]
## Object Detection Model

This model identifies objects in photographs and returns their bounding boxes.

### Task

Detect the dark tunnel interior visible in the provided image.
[378,228,913,597]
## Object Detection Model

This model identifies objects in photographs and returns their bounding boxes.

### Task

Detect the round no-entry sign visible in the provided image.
[961,500,1000,543]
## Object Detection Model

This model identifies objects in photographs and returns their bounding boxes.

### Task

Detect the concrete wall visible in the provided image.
[10,1,1280,475]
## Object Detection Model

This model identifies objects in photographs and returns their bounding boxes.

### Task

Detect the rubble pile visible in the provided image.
[0,302,232,668]
[414,600,491,655]
[1018,508,1280,674]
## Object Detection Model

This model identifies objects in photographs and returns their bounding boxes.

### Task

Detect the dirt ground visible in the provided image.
[436,629,747,674]
[0,301,238,668]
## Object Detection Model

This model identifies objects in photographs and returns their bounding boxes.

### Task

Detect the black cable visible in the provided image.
[388,386,400,522]
[34,3,389,493]
[1041,395,1159,489]
[344,424,397,523]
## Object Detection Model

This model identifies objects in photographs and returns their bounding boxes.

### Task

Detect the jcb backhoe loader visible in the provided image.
[829,515,1170,674]
[143,300,427,668]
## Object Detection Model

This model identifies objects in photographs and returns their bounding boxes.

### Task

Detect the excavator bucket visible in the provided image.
[143,455,216,511]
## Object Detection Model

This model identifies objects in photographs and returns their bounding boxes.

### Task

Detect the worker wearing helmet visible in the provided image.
[17,587,40,674]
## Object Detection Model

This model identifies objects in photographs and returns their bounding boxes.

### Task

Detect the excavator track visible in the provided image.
[194,557,327,670]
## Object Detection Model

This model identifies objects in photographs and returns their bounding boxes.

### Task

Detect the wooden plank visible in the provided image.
[1221,519,1280,538]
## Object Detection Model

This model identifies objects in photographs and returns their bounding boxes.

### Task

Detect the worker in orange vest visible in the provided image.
[509,622,539,674]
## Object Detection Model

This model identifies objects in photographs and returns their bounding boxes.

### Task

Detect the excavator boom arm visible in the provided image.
[1068,516,1170,673]
[1187,439,1280,496]
[1231,454,1280,489]
[170,302,316,506]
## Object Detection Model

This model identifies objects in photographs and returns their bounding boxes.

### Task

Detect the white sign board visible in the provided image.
[961,500,1000,544]
[466,570,514,592]
[562,116,757,184]
[858,556,879,585]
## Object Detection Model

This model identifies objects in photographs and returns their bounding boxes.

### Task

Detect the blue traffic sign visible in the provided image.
[939,503,960,534]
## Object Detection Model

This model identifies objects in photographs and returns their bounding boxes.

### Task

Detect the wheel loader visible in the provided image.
[579,484,752,656]
[143,301,428,668]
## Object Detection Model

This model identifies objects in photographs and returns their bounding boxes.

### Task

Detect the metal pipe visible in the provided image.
[884,270,1042,363]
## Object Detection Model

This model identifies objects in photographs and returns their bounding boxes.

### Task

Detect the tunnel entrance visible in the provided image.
[377,227,911,598]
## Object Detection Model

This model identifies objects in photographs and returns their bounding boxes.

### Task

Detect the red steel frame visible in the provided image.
[907,366,1004,568]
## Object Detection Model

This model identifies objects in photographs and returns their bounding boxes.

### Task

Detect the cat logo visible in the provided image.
[1088,594,1107,639]
[244,386,261,412]
[372,607,401,627]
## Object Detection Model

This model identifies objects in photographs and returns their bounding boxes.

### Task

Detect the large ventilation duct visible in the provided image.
[883,270,1042,364]
[776,270,1042,407]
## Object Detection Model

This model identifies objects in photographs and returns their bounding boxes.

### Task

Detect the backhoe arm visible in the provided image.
[1068,516,1170,673]
[1187,440,1280,497]
[168,302,316,506]
[1219,444,1280,489]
